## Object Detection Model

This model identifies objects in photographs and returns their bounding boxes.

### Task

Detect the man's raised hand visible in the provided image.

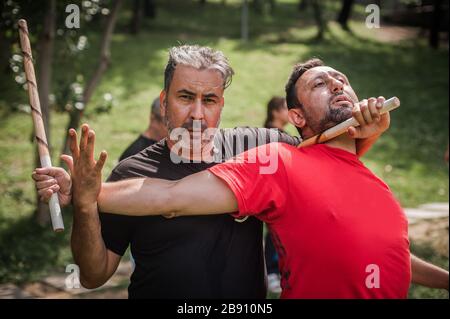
[348,96,390,139]
[69,124,107,209]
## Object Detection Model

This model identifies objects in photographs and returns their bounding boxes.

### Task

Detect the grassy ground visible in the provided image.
[0,0,448,298]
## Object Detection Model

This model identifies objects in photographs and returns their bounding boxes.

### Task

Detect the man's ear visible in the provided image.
[159,90,167,117]
[288,108,306,131]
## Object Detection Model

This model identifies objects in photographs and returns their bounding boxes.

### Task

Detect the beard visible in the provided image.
[318,104,353,131]
[305,96,353,135]
[165,116,208,134]
[164,103,221,151]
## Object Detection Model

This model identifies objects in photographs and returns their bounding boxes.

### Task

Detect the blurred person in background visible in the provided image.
[119,98,167,162]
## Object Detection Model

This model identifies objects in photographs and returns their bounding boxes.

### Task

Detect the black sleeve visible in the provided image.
[277,130,302,146]
[118,137,142,162]
[118,147,133,162]
[107,161,131,182]
[99,162,136,256]
[217,127,302,160]
[99,213,135,256]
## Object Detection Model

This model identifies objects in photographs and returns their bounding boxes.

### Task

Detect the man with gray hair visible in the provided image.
[33,45,388,298]
[118,97,167,162]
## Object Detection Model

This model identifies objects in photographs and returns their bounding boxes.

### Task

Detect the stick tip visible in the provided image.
[393,96,400,106]
[18,19,27,28]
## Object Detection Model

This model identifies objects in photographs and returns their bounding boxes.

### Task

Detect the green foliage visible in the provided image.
[0,211,72,284]
[0,0,115,114]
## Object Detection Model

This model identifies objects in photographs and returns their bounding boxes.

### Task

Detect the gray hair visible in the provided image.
[163,45,234,92]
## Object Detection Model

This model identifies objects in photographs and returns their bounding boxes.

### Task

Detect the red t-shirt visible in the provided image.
[208,143,411,299]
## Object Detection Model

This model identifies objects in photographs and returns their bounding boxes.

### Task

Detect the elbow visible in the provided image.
[80,278,99,290]
[80,273,107,290]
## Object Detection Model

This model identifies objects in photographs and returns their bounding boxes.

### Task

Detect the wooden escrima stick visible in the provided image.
[298,97,400,148]
[18,19,64,232]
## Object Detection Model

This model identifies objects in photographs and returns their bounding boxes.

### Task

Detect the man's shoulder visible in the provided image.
[118,139,165,166]
[109,140,167,181]
[218,127,301,145]
[246,142,297,159]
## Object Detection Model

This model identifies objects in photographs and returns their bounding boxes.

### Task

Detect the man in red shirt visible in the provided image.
[69,59,449,298]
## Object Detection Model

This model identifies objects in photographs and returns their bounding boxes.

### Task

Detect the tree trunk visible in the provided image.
[298,0,308,11]
[268,0,276,13]
[429,0,442,49]
[0,0,10,74]
[130,0,143,34]
[252,0,263,14]
[61,0,124,157]
[337,0,354,30]
[241,0,249,43]
[34,0,56,226]
[144,0,156,18]
[0,28,10,74]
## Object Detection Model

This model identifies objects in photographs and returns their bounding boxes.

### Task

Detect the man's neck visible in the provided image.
[323,133,356,154]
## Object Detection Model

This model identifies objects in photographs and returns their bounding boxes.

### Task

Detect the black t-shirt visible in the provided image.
[100,127,301,298]
[118,134,157,162]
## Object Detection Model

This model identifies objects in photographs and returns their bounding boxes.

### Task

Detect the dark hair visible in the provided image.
[285,58,324,110]
[263,96,286,128]
[284,58,324,136]
[150,97,162,122]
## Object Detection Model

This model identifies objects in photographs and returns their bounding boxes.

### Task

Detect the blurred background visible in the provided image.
[0,0,448,299]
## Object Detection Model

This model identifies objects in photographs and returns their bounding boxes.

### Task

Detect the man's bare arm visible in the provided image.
[350,97,390,157]
[354,133,381,157]
[411,254,449,290]
[98,171,238,217]
[71,202,121,289]
[68,125,122,289]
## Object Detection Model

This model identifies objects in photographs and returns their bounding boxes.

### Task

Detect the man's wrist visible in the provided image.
[74,201,98,214]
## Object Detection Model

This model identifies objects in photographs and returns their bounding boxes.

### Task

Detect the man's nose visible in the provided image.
[330,78,344,93]
[190,98,205,120]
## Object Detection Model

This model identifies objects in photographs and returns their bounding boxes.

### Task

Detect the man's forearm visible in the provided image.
[71,202,111,288]
[98,171,237,217]
[355,134,380,157]
[98,178,175,216]
[411,254,449,290]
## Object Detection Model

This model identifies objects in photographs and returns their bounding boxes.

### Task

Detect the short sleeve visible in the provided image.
[214,127,301,162]
[208,143,288,222]
[99,160,138,256]
[277,130,302,146]
[99,213,135,256]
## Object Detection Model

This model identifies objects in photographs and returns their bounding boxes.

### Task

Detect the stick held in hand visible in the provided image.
[298,97,400,148]
[19,19,64,232]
